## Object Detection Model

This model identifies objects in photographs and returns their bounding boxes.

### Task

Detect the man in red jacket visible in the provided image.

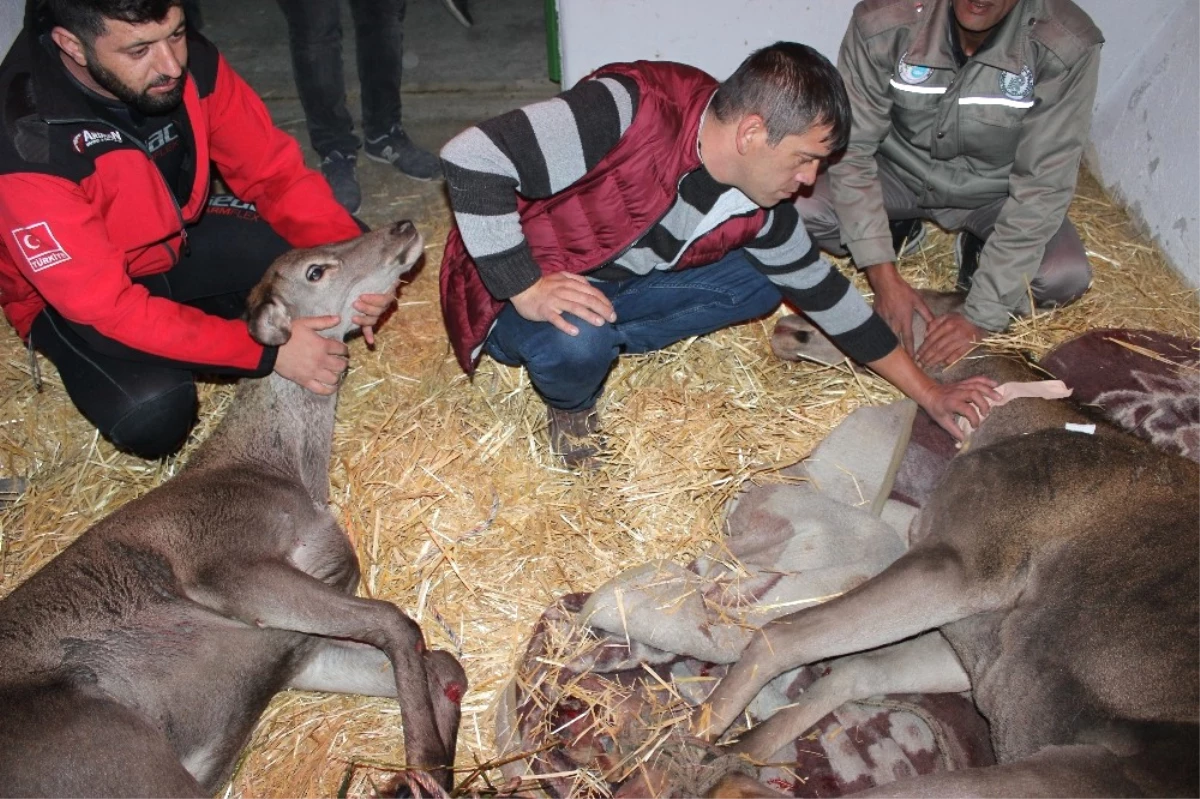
[0,0,395,457]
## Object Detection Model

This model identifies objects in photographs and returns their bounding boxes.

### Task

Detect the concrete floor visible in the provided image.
[198,0,560,222]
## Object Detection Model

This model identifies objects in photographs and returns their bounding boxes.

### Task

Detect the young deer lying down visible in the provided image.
[648,307,1199,797]
[0,221,467,798]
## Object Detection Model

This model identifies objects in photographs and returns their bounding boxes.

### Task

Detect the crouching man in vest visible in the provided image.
[439,42,999,469]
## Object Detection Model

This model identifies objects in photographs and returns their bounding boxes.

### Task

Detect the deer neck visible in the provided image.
[187,373,338,505]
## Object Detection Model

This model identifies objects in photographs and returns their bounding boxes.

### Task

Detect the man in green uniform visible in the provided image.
[794,0,1103,366]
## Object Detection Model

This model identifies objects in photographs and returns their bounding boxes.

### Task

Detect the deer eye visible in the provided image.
[305,264,327,282]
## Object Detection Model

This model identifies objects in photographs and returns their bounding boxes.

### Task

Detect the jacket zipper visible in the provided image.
[603,170,693,267]
[47,115,192,262]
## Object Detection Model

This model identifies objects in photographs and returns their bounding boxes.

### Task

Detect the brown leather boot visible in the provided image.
[0,476,26,507]
[547,406,605,470]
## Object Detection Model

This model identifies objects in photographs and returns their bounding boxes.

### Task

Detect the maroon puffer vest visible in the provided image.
[439,60,766,374]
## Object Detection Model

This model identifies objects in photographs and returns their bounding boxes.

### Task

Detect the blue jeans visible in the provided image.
[276,0,407,157]
[484,250,782,412]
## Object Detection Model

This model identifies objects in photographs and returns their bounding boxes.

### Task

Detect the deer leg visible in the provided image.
[424,650,468,768]
[727,631,969,762]
[695,543,986,742]
[290,642,466,792]
[291,642,467,754]
[289,639,400,696]
[185,561,453,789]
[619,633,964,796]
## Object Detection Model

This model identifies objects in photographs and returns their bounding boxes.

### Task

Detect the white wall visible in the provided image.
[1083,1,1197,286]
[1080,0,1179,99]
[557,0,1200,286]
[1,3,22,59]
[559,0,854,86]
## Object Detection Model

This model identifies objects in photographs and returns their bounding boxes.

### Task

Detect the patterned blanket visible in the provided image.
[1041,328,1198,462]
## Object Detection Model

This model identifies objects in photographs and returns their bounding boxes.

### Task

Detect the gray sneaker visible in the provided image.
[889,218,928,259]
[364,125,442,181]
[320,151,361,214]
[439,0,473,27]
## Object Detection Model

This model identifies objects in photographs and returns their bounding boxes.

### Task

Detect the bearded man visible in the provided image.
[0,0,394,457]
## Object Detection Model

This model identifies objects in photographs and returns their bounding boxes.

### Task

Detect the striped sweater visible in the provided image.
[441,72,897,365]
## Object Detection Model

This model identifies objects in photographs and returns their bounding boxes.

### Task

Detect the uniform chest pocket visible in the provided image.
[889,85,945,149]
[957,102,1029,166]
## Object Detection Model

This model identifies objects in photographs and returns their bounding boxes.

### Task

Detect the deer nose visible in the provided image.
[390,220,417,237]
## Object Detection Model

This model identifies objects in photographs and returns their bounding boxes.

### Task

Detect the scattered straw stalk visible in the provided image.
[0,166,1195,797]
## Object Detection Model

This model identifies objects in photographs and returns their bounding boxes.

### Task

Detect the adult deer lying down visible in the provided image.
[686,314,1199,796]
[0,221,466,798]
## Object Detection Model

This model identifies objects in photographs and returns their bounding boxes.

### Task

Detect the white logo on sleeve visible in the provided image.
[12,222,71,272]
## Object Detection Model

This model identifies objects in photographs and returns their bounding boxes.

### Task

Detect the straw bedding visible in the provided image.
[0,166,1196,797]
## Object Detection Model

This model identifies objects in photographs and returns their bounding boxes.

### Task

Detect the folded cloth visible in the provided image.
[494,400,997,798]
[579,402,916,667]
[496,593,995,798]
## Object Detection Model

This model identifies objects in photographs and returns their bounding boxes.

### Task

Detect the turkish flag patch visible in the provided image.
[12,222,71,272]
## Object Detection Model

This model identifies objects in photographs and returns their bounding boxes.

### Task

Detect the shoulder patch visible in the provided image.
[998,64,1035,100]
[70,128,123,154]
[897,51,934,84]
[854,0,922,39]
[1031,0,1104,66]
[11,221,71,272]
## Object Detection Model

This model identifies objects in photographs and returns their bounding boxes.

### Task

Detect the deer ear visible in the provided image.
[246,285,293,346]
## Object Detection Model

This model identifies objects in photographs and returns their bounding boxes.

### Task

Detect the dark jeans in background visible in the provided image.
[30,199,291,459]
[276,0,408,158]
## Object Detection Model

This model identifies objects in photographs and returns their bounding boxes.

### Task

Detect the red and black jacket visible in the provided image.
[0,29,361,372]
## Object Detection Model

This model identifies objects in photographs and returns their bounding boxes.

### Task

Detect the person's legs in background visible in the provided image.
[276,0,363,213]
[794,164,928,264]
[351,0,442,180]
